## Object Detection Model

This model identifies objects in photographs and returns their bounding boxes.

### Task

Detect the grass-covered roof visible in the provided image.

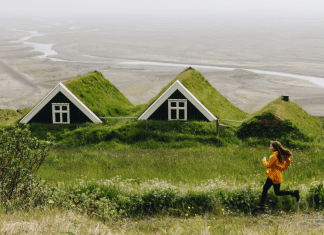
[237,97,323,141]
[64,71,134,117]
[137,67,247,121]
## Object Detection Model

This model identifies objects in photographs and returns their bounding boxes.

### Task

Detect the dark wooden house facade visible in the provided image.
[138,80,217,122]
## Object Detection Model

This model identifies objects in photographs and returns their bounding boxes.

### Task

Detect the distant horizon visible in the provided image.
[1,0,324,20]
[1,13,324,28]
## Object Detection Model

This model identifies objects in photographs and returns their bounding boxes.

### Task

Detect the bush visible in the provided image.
[0,125,53,210]
[307,182,324,210]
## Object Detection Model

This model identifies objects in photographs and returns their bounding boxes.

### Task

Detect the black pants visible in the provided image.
[261,177,293,204]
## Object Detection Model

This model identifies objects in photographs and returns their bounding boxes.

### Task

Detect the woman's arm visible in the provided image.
[262,152,277,168]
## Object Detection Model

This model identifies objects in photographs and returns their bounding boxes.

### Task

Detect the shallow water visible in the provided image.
[121,60,324,88]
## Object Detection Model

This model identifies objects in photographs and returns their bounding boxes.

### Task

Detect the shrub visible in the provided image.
[307,182,324,210]
[0,125,53,210]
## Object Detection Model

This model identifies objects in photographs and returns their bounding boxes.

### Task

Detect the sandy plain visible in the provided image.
[1,16,324,116]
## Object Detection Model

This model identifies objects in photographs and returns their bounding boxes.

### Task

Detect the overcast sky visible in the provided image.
[1,0,324,18]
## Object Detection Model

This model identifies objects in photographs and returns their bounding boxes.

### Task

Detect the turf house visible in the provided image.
[138,80,217,121]
[19,82,102,124]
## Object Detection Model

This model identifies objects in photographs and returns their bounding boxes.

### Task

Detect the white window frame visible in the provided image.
[52,103,70,124]
[168,99,187,121]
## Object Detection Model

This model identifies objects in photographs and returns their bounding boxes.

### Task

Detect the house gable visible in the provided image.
[19,83,102,124]
[138,80,217,121]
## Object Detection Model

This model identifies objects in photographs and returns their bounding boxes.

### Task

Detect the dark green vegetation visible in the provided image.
[0,125,53,211]
[32,120,235,148]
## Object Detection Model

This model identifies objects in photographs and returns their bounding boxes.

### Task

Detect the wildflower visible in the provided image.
[71,204,75,207]
[49,200,54,204]
[185,214,188,217]
[135,222,138,225]
[222,208,224,211]
[188,207,191,209]
[208,226,211,229]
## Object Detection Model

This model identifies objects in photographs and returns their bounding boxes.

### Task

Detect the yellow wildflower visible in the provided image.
[185,214,188,217]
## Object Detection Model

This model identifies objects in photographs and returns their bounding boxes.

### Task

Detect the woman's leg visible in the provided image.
[273,184,293,196]
[261,177,273,204]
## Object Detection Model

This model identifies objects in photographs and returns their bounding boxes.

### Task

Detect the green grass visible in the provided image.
[0,108,30,126]
[136,67,248,121]
[29,144,324,219]
[37,144,324,187]
[64,71,136,117]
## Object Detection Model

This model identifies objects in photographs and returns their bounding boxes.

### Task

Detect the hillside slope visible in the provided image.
[136,67,247,121]
[0,108,30,126]
[237,97,323,141]
[64,71,134,117]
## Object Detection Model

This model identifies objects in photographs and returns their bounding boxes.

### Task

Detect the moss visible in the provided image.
[64,71,135,117]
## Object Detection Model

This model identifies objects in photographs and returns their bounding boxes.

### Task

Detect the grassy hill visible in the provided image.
[137,67,247,121]
[237,97,324,143]
[64,71,136,117]
[0,108,30,126]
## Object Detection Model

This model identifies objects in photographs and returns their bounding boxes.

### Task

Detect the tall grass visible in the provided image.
[2,207,324,235]
[7,175,321,222]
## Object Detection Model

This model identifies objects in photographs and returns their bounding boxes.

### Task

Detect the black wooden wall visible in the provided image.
[29,92,92,124]
[148,90,209,121]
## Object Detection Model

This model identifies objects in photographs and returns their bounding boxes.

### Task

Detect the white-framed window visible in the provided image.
[168,99,187,121]
[52,103,70,124]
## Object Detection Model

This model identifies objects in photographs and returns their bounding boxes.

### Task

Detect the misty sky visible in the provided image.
[2,0,324,18]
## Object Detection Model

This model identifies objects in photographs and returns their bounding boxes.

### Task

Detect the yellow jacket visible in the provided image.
[262,151,292,184]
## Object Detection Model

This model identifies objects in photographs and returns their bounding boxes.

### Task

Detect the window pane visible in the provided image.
[62,113,68,122]
[179,102,185,107]
[179,110,185,120]
[55,113,60,122]
[55,106,60,110]
[170,102,177,107]
[62,106,68,111]
[171,109,177,119]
